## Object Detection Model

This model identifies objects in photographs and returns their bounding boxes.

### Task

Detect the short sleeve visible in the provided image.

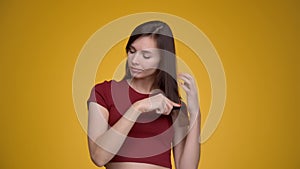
[87,81,110,109]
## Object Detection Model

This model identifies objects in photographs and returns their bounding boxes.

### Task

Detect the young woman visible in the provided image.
[87,20,200,169]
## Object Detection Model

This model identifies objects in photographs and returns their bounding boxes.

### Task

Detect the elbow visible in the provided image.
[90,151,109,167]
[90,155,106,167]
[87,138,114,167]
[92,160,106,167]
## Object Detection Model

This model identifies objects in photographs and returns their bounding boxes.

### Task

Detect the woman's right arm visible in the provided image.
[87,93,180,167]
[87,102,141,167]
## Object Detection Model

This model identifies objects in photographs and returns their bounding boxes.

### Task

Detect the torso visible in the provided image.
[106,162,170,169]
[90,80,174,168]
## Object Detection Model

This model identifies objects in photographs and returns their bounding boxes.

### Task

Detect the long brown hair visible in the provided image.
[123,20,188,126]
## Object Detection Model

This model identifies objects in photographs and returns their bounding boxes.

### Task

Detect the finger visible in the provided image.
[178,73,193,81]
[165,102,173,115]
[178,73,195,87]
[156,107,163,114]
[177,75,191,87]
[167,98,181,107]
[158,99,168,114]
[159,106,168,115]
[157,102,168,115]
[179,81,190,93]
[160,100,173,115]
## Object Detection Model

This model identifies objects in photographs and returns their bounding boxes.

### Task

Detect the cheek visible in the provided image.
[145,57,160,69]
[127,54,133,62]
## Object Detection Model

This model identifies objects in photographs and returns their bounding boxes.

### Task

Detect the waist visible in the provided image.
[106,162,170,169]
[110,148,172,168]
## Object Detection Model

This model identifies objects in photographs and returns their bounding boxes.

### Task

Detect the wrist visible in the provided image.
[189,109,200,119]
[123,106,141,122]
[132,101,145,114]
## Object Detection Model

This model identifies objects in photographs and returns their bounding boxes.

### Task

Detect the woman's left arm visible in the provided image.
[173,73,201,169]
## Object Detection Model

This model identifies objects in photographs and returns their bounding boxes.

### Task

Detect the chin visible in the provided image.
[131,74,156,80]
[130,74,145,79]
[129,69,157,79]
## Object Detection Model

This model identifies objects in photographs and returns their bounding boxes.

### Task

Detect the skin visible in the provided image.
[88,36,200,169]
[126,36,161,93]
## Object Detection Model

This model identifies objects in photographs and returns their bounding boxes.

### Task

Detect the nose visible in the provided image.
[131,51,140,65]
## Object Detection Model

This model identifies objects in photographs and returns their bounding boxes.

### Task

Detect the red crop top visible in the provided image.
[87,79,174,168]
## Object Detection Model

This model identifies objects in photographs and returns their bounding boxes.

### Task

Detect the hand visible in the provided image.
[178,73,200,116]
[133,93,181,115]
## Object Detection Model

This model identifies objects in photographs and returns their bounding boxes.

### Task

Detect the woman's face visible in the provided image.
[127,36,161,79]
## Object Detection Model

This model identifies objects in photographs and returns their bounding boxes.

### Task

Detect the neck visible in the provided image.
[127,76,156,94]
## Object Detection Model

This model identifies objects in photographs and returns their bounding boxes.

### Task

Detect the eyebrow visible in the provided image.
[129,45,153,54]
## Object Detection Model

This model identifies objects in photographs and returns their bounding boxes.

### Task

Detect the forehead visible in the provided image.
[131,36,157,50]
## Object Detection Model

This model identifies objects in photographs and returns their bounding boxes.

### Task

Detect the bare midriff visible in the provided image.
[105,162,170,169]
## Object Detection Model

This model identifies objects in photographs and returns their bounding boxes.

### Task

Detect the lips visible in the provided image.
[130,67,144,72]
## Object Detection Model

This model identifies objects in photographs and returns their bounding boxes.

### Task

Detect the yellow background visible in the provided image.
[0,0,299,169]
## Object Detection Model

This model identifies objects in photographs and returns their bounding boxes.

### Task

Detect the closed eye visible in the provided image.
[128,46,136,54]
[128,45,154,59]
[129,48,136,54]
[142,53,151,59]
